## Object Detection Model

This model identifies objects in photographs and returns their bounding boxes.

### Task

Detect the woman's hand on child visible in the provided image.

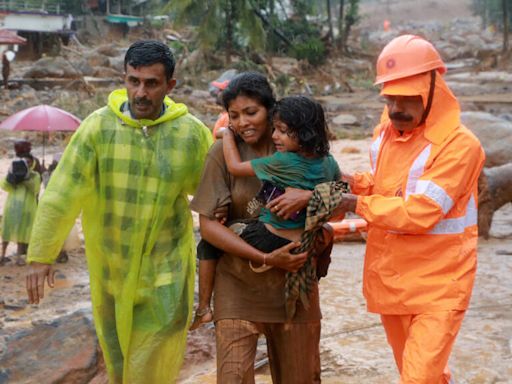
[267,187,312,220]
[266,242,307,272]
[213,205,229,225]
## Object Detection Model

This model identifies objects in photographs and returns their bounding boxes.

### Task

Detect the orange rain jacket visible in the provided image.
[352,72,485,314]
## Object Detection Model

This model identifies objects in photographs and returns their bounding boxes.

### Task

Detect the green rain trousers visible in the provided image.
[27,89,212,383]
[1,170,40,243]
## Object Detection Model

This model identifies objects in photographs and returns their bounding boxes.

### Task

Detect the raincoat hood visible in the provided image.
[380,71,461,145]
[108,88,188,128]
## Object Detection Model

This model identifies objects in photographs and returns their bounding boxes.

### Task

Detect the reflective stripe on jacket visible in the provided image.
[352,73,485,314]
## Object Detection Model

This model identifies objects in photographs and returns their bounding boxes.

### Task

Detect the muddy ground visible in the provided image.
[0,138,511,383]
[1,0,511,381]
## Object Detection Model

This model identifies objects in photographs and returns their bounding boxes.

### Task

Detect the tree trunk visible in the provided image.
[503,0,510,54]
[326,0,334,44]
[337,0,345,51]
[342,0,358,54]
[225,0,234,65]
[251,5,292,47]
[478,163,512,238]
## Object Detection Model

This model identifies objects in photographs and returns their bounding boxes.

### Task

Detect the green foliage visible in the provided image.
[471,0,511,29]
[290,0,315,17]
[231,59,265,73]
[274,73,293,96]
[265,1,328,65]
[164,0,334,66]
[291,36,326,65]
[345,0,360,24]
[337,0,361,52]
[168,40,187,58]
[164,0,265,59]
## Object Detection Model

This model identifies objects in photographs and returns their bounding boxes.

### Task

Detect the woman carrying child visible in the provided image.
[190,72,339,384]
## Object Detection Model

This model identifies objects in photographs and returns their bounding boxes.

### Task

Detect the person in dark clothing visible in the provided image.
[2,52,10,90]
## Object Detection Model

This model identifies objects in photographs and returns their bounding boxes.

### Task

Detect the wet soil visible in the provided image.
[1,139,510,383]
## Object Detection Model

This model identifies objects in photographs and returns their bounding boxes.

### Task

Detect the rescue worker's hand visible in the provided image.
[267,187,313,220]
[332,193,358,218]
[213,205,229,225]
[266,242,308,272]
[26,262,55,304]
[340,171,354,185]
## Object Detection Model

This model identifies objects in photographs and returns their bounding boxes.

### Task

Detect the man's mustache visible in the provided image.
[389,112,413,122]
[134,98,152,106]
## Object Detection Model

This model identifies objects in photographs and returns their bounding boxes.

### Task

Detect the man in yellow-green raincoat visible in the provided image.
[25,40,212,383]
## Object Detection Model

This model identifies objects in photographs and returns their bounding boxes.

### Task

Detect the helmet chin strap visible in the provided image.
[419,70,436,126]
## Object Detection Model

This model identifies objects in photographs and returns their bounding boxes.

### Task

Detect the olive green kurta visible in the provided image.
[1,170,40,243]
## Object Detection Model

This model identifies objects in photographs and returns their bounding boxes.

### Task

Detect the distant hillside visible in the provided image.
[358,0,473,30]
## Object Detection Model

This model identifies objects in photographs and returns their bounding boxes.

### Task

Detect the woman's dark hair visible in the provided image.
[124,40,175,80]
[14,139,31,157]
[272,95,330,157]
[222,72,276,112]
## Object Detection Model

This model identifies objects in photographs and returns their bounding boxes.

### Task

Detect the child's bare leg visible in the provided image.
[0,241,9,265]
[318,224,333,251]
[190,259,216,330]
[314,224,334,279]
[15,243,27,266]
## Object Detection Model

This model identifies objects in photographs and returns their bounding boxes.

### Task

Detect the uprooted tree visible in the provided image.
[463,111,512,238]
[478,163,512,238]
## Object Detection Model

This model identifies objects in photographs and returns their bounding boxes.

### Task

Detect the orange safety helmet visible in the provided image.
[375,34,446,85]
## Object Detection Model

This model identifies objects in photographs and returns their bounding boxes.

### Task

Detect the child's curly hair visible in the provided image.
[271,95,330,157]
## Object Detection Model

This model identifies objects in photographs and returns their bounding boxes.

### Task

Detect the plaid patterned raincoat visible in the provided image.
[27,89,212,383]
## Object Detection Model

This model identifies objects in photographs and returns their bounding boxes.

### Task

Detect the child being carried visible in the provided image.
[191,95,341,329]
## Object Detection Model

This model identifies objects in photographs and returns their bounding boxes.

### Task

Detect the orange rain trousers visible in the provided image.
[380,310,465,384]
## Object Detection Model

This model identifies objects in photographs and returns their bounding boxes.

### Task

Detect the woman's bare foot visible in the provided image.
[190,306,213,330]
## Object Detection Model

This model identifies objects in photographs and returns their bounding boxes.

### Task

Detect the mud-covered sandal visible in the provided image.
[190,306,213,330]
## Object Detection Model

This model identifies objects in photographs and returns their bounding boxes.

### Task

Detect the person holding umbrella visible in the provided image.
[23,40,213,383]
[1,140,41,266]
[0,104,81,167]
[13,139,44,176]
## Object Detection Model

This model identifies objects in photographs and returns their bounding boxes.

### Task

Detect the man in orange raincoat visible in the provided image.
[335,35,485,383]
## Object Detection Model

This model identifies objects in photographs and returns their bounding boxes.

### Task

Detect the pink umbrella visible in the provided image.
[0,104,81,165]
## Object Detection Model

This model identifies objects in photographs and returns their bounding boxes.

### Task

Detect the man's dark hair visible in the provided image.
[222,72,275,112]
[124,40,176,80]
[271,95,330,157]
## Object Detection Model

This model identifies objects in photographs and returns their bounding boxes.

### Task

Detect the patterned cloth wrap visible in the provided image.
[286,180,350,320]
